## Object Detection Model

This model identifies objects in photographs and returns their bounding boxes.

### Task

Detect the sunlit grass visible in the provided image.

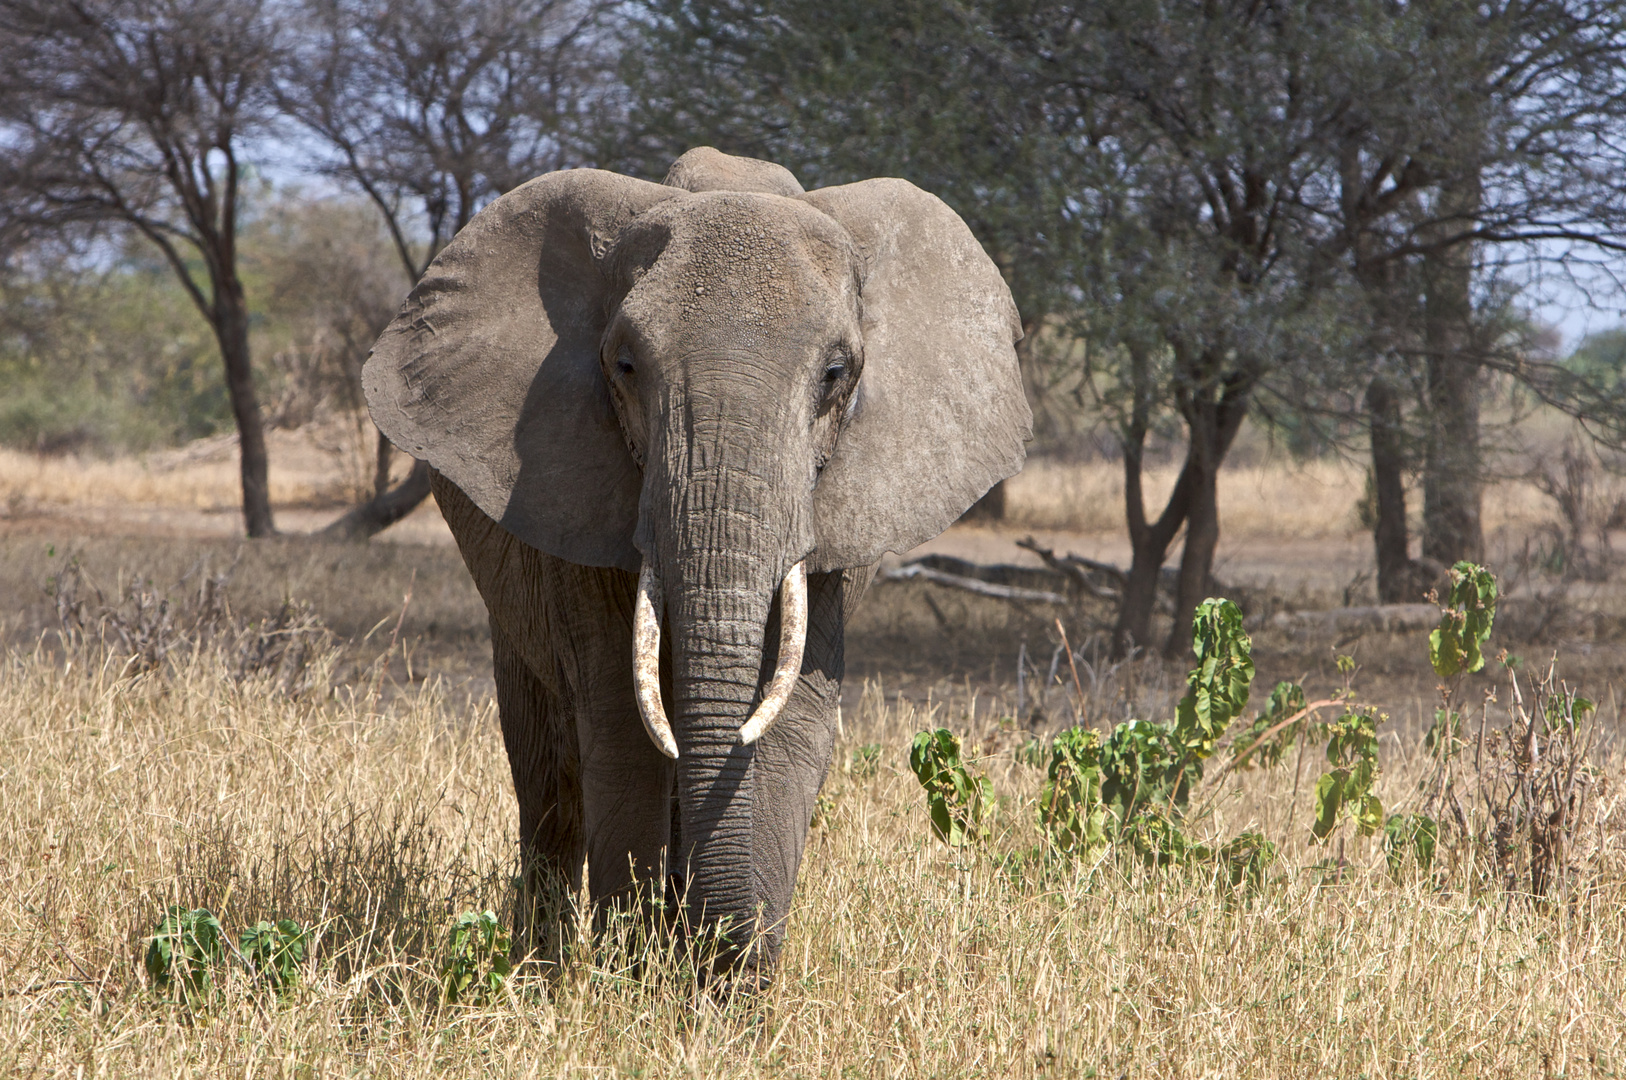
[3,643,1622,1077]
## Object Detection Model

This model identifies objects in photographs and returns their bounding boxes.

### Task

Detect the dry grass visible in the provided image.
[0,412,396,514]
[4,634,1624,1077]
[7,424,1614,543]
[1005,456,1623,542]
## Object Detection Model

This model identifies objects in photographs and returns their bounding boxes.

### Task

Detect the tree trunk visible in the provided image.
[1162,371,1251,658]
[215,288,276,538]
[1366,376,1415,602]
[320,458,434,541]
[1113,465,1190,659]
[374,427,393,499]
[1421,170,1484,566]
[1111,344,1192,659]
[1166,453,1218,658]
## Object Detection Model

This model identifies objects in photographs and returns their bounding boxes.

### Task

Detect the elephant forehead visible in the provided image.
[630,193,859,323]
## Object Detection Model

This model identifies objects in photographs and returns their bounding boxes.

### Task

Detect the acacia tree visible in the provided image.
[1054,0,1377,657]
[625,0,1626,654]
[0,0,284,536]
[1281,0,1626,597]
[280,0,618,539]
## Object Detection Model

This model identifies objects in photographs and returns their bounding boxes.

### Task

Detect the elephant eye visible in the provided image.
[615,345,635,378]
[823,360,848,383]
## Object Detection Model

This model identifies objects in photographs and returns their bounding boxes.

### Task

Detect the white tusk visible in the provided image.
[633,562,679,759]
[738,560,808,746]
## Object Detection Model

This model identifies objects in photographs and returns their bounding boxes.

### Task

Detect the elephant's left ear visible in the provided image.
[800,179,1031,570]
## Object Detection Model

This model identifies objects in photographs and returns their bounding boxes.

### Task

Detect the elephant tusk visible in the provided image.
[738,560,808,746]
[633,562,680,759]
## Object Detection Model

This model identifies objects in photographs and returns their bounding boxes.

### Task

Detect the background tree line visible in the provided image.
[4,0,1626,655]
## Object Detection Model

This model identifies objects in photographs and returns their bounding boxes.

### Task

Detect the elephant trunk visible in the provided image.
[637,415,814,976]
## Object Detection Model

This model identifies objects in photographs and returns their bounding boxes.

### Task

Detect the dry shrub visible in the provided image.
[45,555,335,694]
[1475,662,1607,900]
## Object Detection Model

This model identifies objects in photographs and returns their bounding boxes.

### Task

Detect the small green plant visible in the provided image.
[848,742,883,780]
[1231,680,1308,770]
[909,728,996,847]
[1171,598,1255,762]
[1383,813,1439,879]
[1312,707,1384,842]
[1036,727,1107,856]
[1217,831,1278,894]
[1099,598,1255,824]
[439,910,513,1005]
[1429,562,1498,678]
[145,906,227,1000]
[239,918,309,993]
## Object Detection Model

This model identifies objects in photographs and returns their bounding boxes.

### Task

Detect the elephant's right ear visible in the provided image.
[363,170,679,572]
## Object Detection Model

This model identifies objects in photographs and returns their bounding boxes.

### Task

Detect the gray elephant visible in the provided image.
[363,147,1030,984]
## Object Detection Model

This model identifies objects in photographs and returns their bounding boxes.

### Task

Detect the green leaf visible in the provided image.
[1312,773,1341,841]
[1173,599,1254,760]
[909,728,993,847]
[145,906,227,1000]
[1429,563,1497,677]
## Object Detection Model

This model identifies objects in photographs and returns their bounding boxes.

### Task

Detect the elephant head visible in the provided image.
[363,148,1029,976]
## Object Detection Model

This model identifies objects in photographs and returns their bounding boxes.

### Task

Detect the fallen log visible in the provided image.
[907,553,1069,593]
[1015,536,1123,599]
[1270,604,1439,634]
[881,563,1070,605]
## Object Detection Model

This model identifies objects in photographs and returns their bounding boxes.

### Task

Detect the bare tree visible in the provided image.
[280,0,618,540]
[0,0,284,536]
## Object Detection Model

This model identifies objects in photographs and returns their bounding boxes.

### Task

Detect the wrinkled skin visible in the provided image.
[364,148,1029,983]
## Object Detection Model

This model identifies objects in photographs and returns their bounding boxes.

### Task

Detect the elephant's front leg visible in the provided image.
[557,564,678,926]
[490,623,585,966]
[575,694,677,922]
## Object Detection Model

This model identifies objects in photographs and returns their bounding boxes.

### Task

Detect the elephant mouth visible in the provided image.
[631,559,808,759]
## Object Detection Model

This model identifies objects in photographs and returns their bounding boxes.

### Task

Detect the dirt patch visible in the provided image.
[4,434,1624,743]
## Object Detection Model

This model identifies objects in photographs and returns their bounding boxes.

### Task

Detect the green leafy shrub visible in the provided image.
[1099,718,1187,821]
[439,910,513,1005]
[1036,727,1107,856]
[1099,598,1255,823]
[1312,708,1384,842]
[1383,813,1439,879]
[239,918,309,993]
[1429,562,1497,678]
[145,906,228,1000]
[909,728,997,847]
[1171,598,1255,761]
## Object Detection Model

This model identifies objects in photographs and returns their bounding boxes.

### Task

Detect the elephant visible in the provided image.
[362,147,1030,984]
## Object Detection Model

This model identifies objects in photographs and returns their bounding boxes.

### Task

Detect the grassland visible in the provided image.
[2,433,1625,1077]
[1,633,1622,1078]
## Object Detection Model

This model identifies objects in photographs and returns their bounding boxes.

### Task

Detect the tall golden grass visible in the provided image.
[4,639,1622,1077]
[1004,456,1615,540]
[0,414,390,513]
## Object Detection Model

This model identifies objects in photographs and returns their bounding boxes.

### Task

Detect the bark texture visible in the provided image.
[1421,170,1485,566]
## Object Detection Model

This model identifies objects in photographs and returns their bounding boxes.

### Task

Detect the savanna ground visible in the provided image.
[2,421,1625,1077]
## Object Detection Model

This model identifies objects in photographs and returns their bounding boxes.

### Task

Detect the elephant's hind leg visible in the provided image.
[492,622,584,966]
